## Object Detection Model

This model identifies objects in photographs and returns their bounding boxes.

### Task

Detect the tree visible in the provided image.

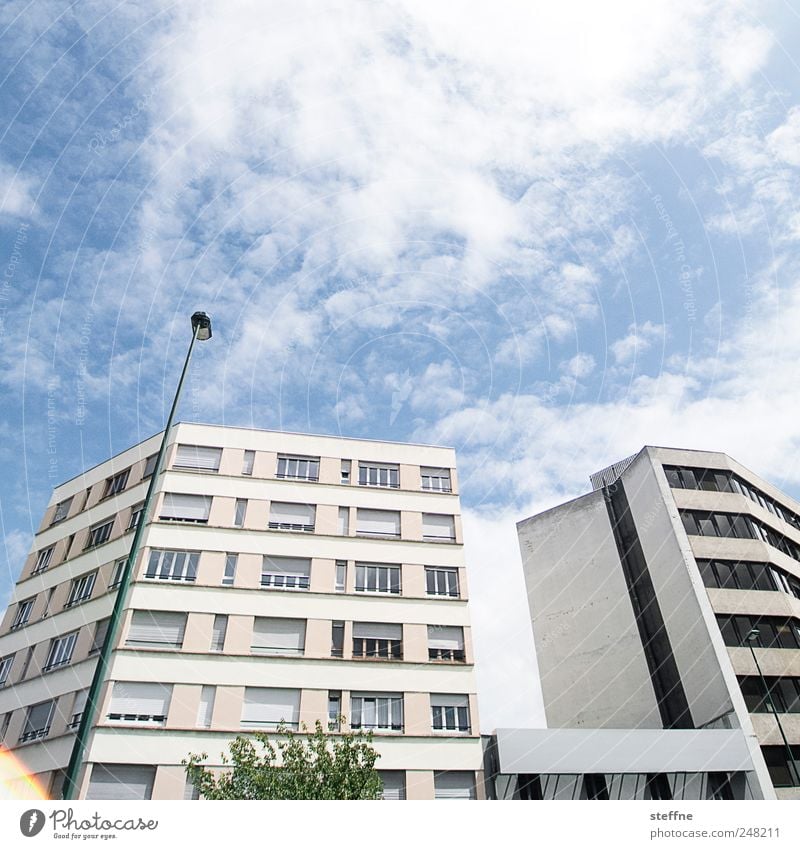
[183,720,383,800]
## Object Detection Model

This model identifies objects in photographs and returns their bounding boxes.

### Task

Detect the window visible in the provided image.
[358,462,399,488]
[434,771,475,799]
[261,556,310,590]
[109,559,126,589]
[33,546,54,575]
[431,694,471,732]
[356,508,400,538]
[43,632,78,671]
[127,611,186,649]
[251,617,306,656]
[426,567,459,598]
[355,562,401,594]
[335,560,347,593]
[268,501,315,532]
[85,519,114,549]
[422,513,456,542]
[144,549,199,582]
[160,493,211,523]
[69,690,88,729]
[242,450,255,476]
[697,559,778,592]
[328,691,342,731]
[338,506,349,535]
[173,444,222,472]
[90,618,110,655]
[352,622,402,660]
[197,686,215,728]
[761,745,800,787]
[52,497,72,525]
[65,571,97,607]
[19,646,34,679]
[276,455,319,481]
[103,468,130,497]
[331,621,344,657]
[87,765,155,801]
[379,771,406,800]
[350,693,403,731]
[64,534,75,560]
[142,453,158,479]
[241,687,300,729]
[11,598,35,630]
[716,614,800,649]
[40,586,56,618]
[108,682,172,725]
[421,467,451,492]
[128,503,144,530]
[211,615,228,652]
[234,498,247,528]
[341,460,351,484]
[0,654,14,686]
[739,676,800,713]
[223,553,237,586]
[666,465,800,532]
[428,626,465,662]
[20,700,55,743]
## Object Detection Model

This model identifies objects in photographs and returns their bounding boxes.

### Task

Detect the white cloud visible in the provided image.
[609,320,666,365]
[0,163,37,218]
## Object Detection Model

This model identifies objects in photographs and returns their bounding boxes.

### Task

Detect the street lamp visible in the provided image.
[62,312,213,799]
[744,628,798,787]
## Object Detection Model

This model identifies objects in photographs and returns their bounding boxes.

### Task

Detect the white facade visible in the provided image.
[0,423,483,800]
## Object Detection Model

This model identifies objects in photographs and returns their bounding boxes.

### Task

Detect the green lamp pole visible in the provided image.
[62,311,212,800]
[744,628,799,787]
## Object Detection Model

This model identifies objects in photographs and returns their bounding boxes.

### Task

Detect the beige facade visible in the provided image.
[0,423,482,800]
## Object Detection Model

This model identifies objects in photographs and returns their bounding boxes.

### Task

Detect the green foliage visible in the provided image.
[183,719,383,800]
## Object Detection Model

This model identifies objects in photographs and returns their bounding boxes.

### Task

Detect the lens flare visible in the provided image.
[0,748,48,800]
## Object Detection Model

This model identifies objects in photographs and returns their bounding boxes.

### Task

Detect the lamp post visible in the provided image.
[744,628,799,787]
[62,311,213,800]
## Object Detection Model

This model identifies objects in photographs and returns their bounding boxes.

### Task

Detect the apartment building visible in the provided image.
[498,446,800,800]
[0,423,482,800]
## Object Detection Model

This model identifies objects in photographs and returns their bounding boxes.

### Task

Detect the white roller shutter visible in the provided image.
[269,502,315,526]
[262,556,311,577]
[379,771,406,800]
[173,445,221,471]
[431,693,469,709]
[87,765,155,801]
[251,618,306,655]
[338,507,349,535]
[108,682,171,720]
[241,687,300,727]
[356,509,401,536]
[422,513,455,540]
[160,493,211,522]
[434,771,475,800]
[427,626,464,650]
[127,611,186,647]
[352,622,402,640]
[197,686,215,728]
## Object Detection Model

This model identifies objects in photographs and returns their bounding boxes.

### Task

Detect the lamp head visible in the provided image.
[191,311,212,341]
[746,628,760,642]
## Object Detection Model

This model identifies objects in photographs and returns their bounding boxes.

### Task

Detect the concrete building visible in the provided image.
[489,446,800,800]
[0,423,482,800]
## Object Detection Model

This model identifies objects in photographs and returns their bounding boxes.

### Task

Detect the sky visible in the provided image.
[1,0,800,732]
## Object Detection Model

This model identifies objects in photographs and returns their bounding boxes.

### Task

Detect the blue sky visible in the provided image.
[2,1,800,728]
